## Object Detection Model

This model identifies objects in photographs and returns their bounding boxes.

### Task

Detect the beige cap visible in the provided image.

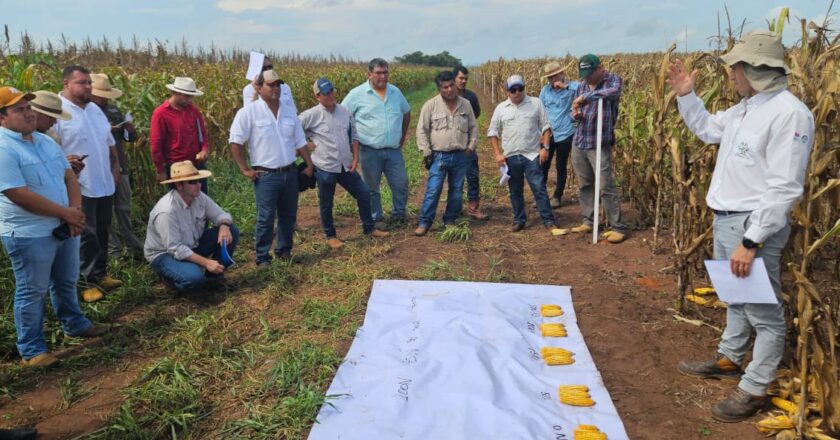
[719,30,790,74]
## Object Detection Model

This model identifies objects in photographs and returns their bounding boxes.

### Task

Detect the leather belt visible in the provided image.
[254,164,295,173]
[712,209,750,216]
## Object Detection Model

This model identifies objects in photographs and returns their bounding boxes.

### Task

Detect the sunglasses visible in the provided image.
[185,179,202,185]
[262,64,274,71]
[509,86,525,93]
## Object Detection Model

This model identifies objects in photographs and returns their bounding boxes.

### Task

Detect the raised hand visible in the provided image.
[666,59,698,97]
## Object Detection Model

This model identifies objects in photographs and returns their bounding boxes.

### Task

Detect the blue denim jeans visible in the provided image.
[359,146,408,222]
[418,151,469,228]
[466,151,480,202]
[506,154,555,226]
[1,234,92,360]
[150,225,240,292]
[254,171,298,263]
[315,167,374,238]
[713,213,789,396]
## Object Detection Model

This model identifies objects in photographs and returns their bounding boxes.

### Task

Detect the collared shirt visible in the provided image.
[98,102,136,173]
[461,88,481,119]
[677,89,815,243]
[55,94,116,198]
[229,96,306,169]
[416,95,477,156]
[572,72,622,150]
[243,82,297,114]
[149,101,209,174]
[540,81,580,141]
[298,103,358,173]
[0,128,70,237]
[487,95,550,160]
[341,81,410,149]
[144,189,233,263]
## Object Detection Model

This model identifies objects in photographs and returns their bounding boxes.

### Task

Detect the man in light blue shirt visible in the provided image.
[341,58,411,227]
[539,62,579,208]
[0,87,106,368]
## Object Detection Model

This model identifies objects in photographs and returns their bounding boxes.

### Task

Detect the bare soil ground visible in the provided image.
[0,88,772,439]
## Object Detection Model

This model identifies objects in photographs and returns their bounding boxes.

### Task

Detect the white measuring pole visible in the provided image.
[592,98,603,245]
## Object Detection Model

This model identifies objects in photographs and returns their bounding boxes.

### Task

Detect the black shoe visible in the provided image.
[511,223,525,232]
[712,388,767,422]
[678,355,741,382]
[0,427,38,440]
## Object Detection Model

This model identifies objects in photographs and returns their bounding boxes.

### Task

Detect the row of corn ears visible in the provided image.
[684,286,728,309]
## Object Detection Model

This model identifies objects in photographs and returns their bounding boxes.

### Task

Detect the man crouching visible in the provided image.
[144,161,239,292]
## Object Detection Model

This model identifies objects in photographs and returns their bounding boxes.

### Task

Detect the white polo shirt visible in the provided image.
[677,89,815,243]
[487,95,550,160]
[298,103,357,173]
[55,94,116,198]
[229,96,306,169]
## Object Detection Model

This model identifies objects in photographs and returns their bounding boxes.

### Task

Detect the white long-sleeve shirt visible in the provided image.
[144,190,233,263]
[677,89,814,243]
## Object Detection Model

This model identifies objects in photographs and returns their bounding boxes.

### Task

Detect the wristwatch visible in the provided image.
[742,238,763,249]
[540,144,549,150]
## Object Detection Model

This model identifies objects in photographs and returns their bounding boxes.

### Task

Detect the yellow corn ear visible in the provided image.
[574,425,607,440]
[540,323,567,337]
[693,287,716,295]
[559,385,595,406]
[541,347,572,358]
[771,397,798,414]
[756,414,794,432]
[684,294,709,305]
[544,354,574,365]
[541,304,564,317]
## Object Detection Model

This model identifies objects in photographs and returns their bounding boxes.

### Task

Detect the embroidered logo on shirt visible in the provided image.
[735,141,751,159]
[800,135,809,144]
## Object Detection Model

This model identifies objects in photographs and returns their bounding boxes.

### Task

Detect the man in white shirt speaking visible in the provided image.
[230,69,314,265]
[299,77,389,249]
[667,30,815,423]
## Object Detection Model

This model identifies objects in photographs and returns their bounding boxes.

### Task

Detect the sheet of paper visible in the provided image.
[308,280,628,440]
[245,51,265,81]
[499,165,510,186]
[704,258,778,304]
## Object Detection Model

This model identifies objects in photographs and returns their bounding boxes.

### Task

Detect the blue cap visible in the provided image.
[313,77,334,95]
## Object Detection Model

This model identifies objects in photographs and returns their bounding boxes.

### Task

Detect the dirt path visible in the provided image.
[0,86,768,439]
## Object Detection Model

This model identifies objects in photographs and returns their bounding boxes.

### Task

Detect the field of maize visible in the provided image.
[472,12,840,439]
[0,9,838,439]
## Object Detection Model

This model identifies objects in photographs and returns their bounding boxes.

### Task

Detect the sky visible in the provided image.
[0,0,833,65]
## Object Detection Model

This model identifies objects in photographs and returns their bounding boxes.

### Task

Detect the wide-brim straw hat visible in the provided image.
[30,90,72,121]
[719,30,790,74]
[161,160,212,184]
[90,73,123,99]
[165,77,204,96]
[541,61,566,78]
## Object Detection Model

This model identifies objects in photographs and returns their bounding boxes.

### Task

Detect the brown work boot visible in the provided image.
[570,224,593,233]
[467,201,489,220]
[712,388,767,422]
[678,355,741,382]
[97,276,123,291]
[66,323,111,339]
[414,225,428,237]
[370,229,390,238]
[602,230,627,243]
[550,197,561,209]
[326,237,343,249]
[20,352,60,368]
[81,287,104,303]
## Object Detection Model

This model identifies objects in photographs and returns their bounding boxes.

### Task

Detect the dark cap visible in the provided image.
[578,54,601,79]
[313,77,334,95]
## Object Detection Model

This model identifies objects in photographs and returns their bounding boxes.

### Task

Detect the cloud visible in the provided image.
[223,18,275,33]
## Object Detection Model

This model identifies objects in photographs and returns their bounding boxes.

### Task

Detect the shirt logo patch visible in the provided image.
[800,135,809,144]
[735,141,751,159]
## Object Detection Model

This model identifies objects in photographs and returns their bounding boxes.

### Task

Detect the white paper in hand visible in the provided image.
[704,258,777,304]
[499,165,510,186]
[245,51,265,81]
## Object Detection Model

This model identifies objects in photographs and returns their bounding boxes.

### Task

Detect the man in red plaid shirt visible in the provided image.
[569,54,627,243]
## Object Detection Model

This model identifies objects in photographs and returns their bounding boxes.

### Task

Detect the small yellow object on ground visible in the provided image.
[684,294,709,305]
[574,425,608,440]
[559,385,595,406]
[756,413,794,433]
[551,228,569,236]
[541,347,575,365]
[540,323,567,337]
[693,287,716,295]
[771,397,797,414]
[540,304,564,317]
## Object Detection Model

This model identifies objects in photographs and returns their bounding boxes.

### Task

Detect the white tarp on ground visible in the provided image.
[308,280,629,440]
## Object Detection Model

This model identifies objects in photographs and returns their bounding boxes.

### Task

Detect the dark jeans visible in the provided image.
[506,154,555,226]
[81,195,114,282]
[254,170,299,263]
[150,225,240,292]
[418,151,469,228]
[109,173,143,255]
[541,135,573,200]
[466,151,480,202]
[314,167,374,238]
